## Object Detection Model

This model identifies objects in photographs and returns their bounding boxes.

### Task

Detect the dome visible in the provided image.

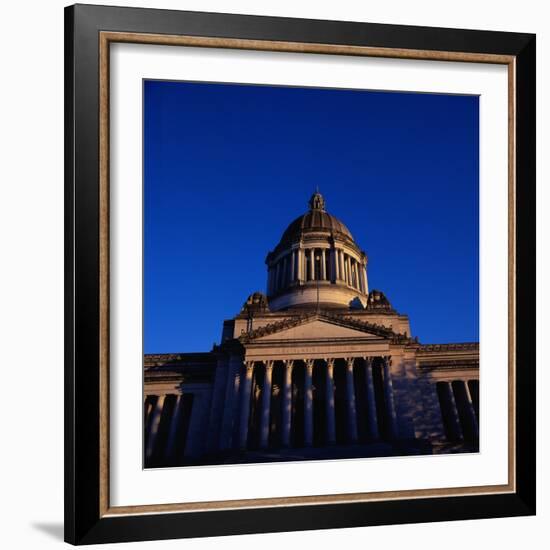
[278,191,355,248]
[266,191,369,312]
[280,210,354,244]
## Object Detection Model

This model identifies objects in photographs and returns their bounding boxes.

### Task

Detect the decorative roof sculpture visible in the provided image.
[366,289,393,311]
[241,292,270,314]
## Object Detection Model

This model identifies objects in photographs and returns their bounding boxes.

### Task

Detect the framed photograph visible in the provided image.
[65,4,535,545]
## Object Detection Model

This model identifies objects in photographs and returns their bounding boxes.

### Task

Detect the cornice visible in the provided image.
[418,360,479,370]
[417,343,479,353]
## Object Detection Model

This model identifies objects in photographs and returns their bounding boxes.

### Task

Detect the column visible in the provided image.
[382,357,398,440]
[354,261,360,289]
[321,249,326,280]
[468,379,480,419]
[325,359,336,444]
[297,248,303,282]
[290,251,296,282]
[454,380,479,440]
[206,355,229,453]
[238,361,254,450]
[282,256,288,287]
[438,381,463,441]
[342,254,347,283]
[219,355,243,451]
[345,358,358,442]
[259,361,274,449]
[144,396,154,428]
[332,248,339,281]
[463,380,480,440]
[342,251,346,282]
[281,360,294,447]
[309,249,315,280]
[165,394,185,462]
[361,263,368,294]
[304,359,314,446]
[363,357,379,440]
[338,250,344,281]
[344,255,350,285]
[145,394,166,461]
[184,390,212,460]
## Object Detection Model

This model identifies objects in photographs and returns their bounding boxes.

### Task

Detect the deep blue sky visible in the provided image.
[144,80,479,353]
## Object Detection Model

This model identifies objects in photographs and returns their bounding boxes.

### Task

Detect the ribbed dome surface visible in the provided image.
[280,210,354,244]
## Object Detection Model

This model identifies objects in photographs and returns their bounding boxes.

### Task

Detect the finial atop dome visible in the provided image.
[308,189,326,212]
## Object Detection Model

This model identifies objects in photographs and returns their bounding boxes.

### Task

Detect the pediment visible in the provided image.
[238,312,411,344]
[254,318,379,341]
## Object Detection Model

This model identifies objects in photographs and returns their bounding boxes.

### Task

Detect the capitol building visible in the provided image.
[144,191,479,467]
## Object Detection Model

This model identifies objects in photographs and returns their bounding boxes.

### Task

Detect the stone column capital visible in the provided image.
[345,357,355,368]
[283,359,294,369]
[324,357,335,368]
[304,359,315,372]
[244,360,255,373]
[263,360,274,370]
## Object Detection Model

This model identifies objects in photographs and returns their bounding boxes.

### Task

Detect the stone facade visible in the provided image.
[144,192,479,467]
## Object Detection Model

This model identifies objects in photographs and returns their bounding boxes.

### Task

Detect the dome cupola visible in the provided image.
[265,191,369,311]
[308,189,326,211]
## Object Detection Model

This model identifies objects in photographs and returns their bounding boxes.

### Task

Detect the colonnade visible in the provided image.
[436,379,479,442]
[267,246,367,295]
[143,393,195,467]
[219,355,399,452]
[143,366,481,465]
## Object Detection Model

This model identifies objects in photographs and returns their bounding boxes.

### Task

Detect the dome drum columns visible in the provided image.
[267,246,368,308]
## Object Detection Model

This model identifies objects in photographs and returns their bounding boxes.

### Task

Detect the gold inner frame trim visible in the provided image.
[98,31,516,517]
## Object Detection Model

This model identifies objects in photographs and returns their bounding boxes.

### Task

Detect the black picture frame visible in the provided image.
[65,3,536,545]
